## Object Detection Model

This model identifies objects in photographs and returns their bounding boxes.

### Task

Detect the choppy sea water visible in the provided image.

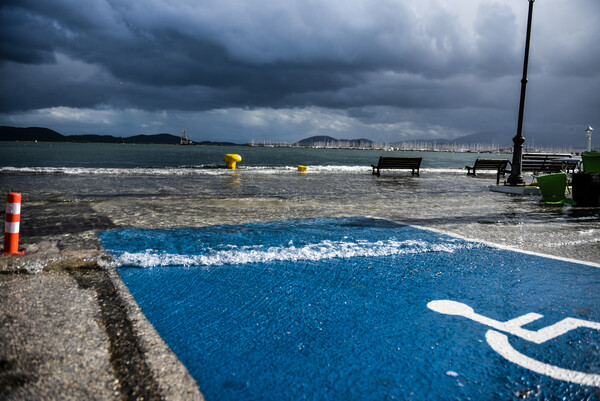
[1,142,599,269]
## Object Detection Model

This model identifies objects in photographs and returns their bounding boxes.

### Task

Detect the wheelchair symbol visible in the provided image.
[427,300,600,387]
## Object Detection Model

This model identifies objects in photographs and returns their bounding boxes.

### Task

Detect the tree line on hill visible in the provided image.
[0,126,238,146]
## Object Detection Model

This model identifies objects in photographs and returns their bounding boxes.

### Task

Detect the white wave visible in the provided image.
[0,166,220,176]
[111,238,480,268]
[420,168,469,174]
[243,165,368,173]
[1,165,466,176]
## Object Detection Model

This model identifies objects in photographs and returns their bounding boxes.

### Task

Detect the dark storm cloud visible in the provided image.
[473,3,520,77]
[0,0,598,144]
[0,7,58,64]
[0,0,483,113]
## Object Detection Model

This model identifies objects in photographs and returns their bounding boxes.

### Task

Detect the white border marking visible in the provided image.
[362,216,600,268]
[410,223,600,269]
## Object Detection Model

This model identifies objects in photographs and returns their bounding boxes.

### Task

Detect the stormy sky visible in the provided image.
[1,0,598,145]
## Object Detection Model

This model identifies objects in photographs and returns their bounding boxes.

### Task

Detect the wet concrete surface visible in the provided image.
[0,266,204,401]
[1,188,599,400]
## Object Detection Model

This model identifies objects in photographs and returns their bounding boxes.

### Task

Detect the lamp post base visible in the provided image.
[506,174,525,186]
[489,185,540,195]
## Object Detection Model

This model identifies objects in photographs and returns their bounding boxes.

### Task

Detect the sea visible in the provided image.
[1,142,599,400]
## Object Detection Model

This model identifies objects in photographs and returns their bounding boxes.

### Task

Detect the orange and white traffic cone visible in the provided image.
[4,192,25,255]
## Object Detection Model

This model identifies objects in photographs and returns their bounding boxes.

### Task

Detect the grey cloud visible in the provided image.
[534,0,600,79]
[0,0,598,145]
[0,7,60,64]
[1,0,480,103]
[474,3,520,77]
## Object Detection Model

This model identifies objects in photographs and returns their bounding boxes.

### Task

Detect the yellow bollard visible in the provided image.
[223,154,242,169]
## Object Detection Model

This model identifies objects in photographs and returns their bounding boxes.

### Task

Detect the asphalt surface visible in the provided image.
[0,262,204,401]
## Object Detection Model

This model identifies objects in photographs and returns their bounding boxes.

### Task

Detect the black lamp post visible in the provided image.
[507,0,535,186]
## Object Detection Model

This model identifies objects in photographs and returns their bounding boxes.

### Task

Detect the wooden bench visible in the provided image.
[371,157,422,176]
[506,153,579,176]
[465,158,510,184]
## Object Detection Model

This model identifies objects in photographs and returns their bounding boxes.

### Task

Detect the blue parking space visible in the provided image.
[99,217,600,400]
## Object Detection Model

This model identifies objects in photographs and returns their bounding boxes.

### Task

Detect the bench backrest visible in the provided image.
[521,153,575,172]
[522,153,571,164]
[474,159,509,169]
[523,153,571,160]
[377,157,422,168]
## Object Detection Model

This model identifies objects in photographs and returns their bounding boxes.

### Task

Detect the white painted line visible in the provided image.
[410,223,600,269]
[361,215,600,268]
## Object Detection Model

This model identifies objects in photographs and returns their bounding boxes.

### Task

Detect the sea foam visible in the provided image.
[110,238,481,268]
[1,165,465,176]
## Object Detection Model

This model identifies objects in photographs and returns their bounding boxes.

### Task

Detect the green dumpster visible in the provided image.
[582,151,600,173]
[536,172,575,205]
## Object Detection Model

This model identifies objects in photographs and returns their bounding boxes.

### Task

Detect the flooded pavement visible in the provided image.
[1,170,599,400]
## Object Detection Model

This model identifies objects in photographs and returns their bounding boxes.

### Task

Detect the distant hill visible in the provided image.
[295,135,374,147]
[0,126,65,142]
[68,134,124,143]
[196,140,240,146]
[123,134,182,144]
[0,126,180,144]
[0,126,238,145]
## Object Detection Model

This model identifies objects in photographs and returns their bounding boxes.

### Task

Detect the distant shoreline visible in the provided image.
[1,125,581,154]
[0,126,240,147]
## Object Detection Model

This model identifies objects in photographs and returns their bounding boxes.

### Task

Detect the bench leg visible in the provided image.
[497,170,508,185]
